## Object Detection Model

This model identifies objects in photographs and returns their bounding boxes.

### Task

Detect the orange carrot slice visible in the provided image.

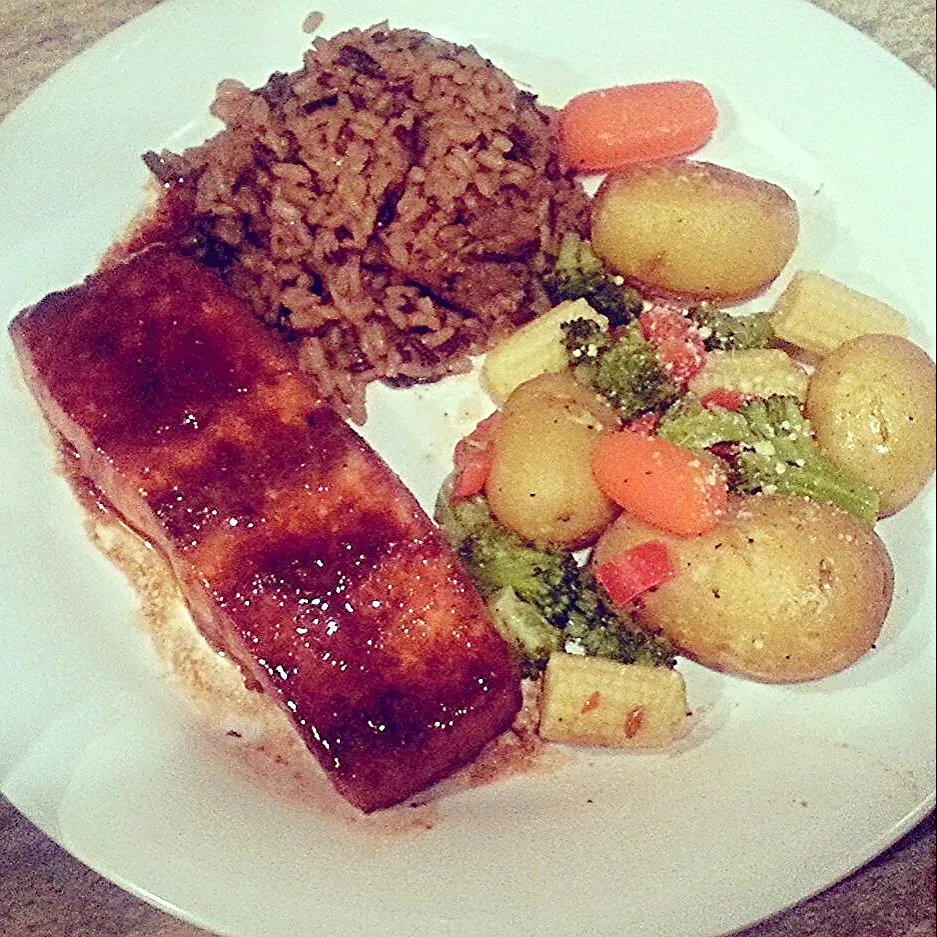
[558,81,717,172]
[591,429,727,535]
[451,413,502,498]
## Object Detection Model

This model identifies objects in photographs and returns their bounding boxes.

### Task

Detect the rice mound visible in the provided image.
[146,24,590,422]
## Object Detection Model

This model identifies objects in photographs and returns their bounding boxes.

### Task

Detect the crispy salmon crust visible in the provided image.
[9,246,521,811]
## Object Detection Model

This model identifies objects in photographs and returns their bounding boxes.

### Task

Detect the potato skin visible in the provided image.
[592,495,893,683]
[486,372,619,546]
[806,334,936,516]
[591,160,799,305]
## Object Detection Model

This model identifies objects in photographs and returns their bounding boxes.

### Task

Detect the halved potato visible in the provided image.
[486,372,619,546]
[806,334,936,516]
[591,160,799,305]
[592,495,893,683]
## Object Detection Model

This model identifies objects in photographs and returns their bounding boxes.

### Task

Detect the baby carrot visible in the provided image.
[558,81,717,172]
[591,429,728,535]
[451,412,501,498]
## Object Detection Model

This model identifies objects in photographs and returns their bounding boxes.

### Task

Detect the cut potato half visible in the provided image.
[591,160,799,305]
[593,495,893,683]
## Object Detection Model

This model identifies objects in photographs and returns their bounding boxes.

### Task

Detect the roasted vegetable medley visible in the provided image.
[435,80,936,750]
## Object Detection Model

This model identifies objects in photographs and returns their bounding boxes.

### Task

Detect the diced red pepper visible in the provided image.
[623,706,645,739]
[580,691,602,714]
[624,411,660,436]
[699,387,748,411]
[451,412,502,499]
[594,540,676,606]
[639,306,706,385]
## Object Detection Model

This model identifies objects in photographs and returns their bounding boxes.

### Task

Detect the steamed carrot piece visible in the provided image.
[591,429,728,535]
[558,81,717,173]
[451,412,502,498]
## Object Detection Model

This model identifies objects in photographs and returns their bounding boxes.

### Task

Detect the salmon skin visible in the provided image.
[9,246,521,812]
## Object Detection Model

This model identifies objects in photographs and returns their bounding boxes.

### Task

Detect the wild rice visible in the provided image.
[144,24,589,422]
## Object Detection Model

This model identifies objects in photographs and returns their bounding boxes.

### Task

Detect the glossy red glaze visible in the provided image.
[9,246,521,812]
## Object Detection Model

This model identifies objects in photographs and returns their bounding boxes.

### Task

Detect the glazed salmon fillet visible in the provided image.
[9,246,522,812]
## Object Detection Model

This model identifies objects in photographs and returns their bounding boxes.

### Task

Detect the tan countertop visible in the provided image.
[1,1,934,935]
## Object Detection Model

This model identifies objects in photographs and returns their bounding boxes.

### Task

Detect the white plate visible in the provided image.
[0,1,934,935]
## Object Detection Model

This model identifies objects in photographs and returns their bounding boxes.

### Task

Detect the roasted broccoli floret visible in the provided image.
[544,232,644,326]
[558,576,674,666]
[655,393,751,449]
[435,491,675,674]
[562,318,680,420]
[657,394,880,523]
[688,302,777,351]
[732,396,880,522]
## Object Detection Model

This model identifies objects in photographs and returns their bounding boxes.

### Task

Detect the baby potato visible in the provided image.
[806,334,936,516]
[593,495,893,683]
[591,160,799,305]
[486,372,618,546]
